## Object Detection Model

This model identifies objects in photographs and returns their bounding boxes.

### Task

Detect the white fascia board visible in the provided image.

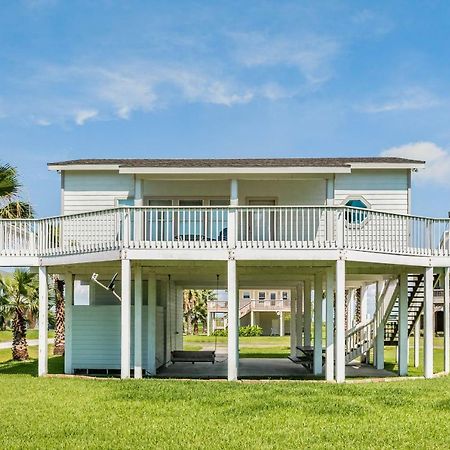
[47,164,121,172]
[118,166,352,175]
[0,256,39,267]
[349,163,425,170]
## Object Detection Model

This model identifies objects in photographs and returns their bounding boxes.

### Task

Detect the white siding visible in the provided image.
[72,305,165,370]
[335,169,408,214]
[63,171,134,214]
[144,179,326,206]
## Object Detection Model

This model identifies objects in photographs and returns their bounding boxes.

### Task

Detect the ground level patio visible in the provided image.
[156,357,396,379]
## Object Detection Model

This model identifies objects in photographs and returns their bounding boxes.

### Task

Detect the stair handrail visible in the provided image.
[345,318,375,362]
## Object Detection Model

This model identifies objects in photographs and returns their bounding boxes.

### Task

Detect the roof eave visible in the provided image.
[117,166,352,174]
[349,162,426,170]
[48,164,121,171]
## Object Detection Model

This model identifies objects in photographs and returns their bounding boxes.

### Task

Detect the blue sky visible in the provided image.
[1,0,450,217]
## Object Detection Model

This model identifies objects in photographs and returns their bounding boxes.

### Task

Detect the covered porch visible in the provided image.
[30,256,450,383]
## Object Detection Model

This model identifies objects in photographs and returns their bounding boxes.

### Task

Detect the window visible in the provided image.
[243,291,251,300]
[258,292,266,302]
[344,198,369,224]
[270,292,276,300]
[282,291,288,301]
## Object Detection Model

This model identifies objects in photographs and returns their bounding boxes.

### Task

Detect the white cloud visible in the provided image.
[381,141,450,186]
[23,63,256,122]
[361,87,440,113]
[74,109,98,125]
[230,32,339,86]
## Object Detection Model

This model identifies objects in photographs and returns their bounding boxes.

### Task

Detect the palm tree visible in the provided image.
[0,164,33,218]
[183,289,217,335]
[183,289,197,335]
[0,270,38,360]
[52,275,65,355]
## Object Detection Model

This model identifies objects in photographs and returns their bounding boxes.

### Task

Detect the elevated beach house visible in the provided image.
[1,157,450,382]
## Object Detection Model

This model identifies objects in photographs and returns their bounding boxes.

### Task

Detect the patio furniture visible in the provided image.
[288,346,325,372]
[171,350,216,364]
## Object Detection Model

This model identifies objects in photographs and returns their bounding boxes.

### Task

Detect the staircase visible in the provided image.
[345,319,375,363]
[345,278,399,363]
[384,273,440,345]
[239,302,252,319]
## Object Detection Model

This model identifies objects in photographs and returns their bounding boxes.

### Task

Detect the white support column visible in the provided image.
[134,264,143,379]
[227,258,238,381]
[414,317,420,368]
[207,312,211,336]
[121,259,132,379]
[325,177,335,241]
[134,177,144,241]
[304,280,312,346]
[346,288,354,330]
[290,287,297,358]
[375,281,385,370]
[398,273,408,376]
[335,259,346,383]
[134,177,143,206]
[279,311,284,336]
[175,286,183,349]
[64,272,73,375]
[444,267,450,374]
[230,179,239,206]
[424,266,434,379]
[325,268,334,381]
[360,284,368,364]
[296,282,304,349]
[314,273,323,376]
[250,310,255,327]
[360,284,368,324]
[38,266,48,377]
[147,274,156,376]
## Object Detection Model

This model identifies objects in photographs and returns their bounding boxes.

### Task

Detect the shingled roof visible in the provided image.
[48,157,424,168]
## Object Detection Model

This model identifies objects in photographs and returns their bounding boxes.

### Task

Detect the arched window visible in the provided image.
[344,198,369,224]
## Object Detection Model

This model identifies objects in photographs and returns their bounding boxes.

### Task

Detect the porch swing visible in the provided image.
[170,275,219,365]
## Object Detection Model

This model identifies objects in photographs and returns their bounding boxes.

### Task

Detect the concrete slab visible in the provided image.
[156,357,397,380]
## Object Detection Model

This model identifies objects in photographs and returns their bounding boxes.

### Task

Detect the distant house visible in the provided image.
[0,156,449,382]
[208,289,291,336]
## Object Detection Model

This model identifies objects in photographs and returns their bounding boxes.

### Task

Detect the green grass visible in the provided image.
[0,367,450,448]
[239,346,290,358]
[0,345,62,375]
[0,337,449,448]
[0,329,55,343]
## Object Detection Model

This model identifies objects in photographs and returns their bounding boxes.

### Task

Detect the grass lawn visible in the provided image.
[0,361,449,448]
[0,339,449,448]
[0,329,55,343]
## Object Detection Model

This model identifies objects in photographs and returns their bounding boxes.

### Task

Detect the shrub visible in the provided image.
[212,325,263,337]
[212,329,227,337]
[239,325,263,337]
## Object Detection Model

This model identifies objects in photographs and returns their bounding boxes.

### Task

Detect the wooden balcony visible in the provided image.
[1,206,450,259]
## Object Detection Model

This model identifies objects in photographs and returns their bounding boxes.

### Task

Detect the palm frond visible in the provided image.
[0,201,34,219]
[0,164,20,199]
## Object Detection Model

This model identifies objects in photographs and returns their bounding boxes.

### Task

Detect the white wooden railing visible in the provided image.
[2,205,450,258]
[345,319,375,363]
[236,206,337,249]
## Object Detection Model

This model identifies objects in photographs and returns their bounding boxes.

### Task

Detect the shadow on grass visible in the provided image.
[0,356,64,376]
